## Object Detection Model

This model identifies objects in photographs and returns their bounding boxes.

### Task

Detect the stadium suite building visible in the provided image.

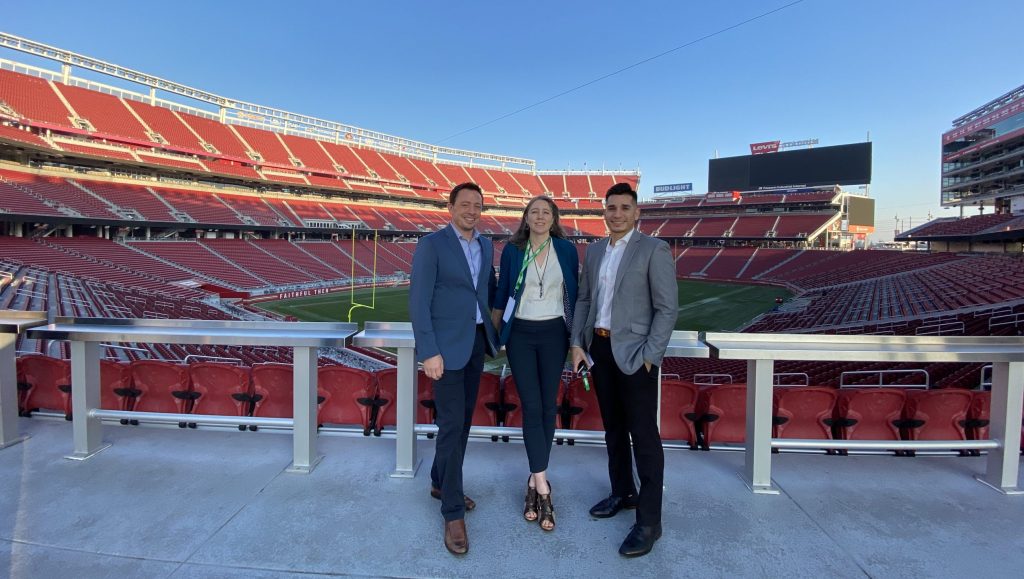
[941,83,1024,211]
[897,83,1024,252]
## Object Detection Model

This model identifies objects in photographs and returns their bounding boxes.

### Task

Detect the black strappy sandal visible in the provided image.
[524,476,539,522]
[537,481,555,531]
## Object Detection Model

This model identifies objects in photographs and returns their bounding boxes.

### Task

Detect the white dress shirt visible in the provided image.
[451,223,483,323]
[595,228,634,329]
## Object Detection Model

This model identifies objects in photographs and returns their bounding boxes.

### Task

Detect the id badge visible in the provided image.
[502,297,516,322]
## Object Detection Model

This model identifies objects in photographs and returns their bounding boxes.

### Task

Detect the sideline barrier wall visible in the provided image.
[704,332,1024,495]
[28,317,356,473]
[0,310,48,448]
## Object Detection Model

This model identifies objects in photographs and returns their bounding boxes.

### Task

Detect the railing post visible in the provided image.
[743,358,778,494]
[977,361,1024,494]
[287,345,322,473]
[0,333,27,448]
[392,345,420,478]
[68,340,109,460]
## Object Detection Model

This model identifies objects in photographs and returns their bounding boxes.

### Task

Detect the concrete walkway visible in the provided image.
[1,419,1022,578]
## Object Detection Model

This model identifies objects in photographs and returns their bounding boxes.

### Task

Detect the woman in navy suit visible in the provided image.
[491,195,579,532]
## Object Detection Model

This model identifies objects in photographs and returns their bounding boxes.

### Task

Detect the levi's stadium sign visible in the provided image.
[653,183,693,194]
[750,141,781,155]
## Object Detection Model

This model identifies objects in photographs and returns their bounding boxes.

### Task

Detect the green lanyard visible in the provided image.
[512,238,550,297]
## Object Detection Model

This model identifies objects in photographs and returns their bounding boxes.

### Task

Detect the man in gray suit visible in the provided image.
[571,182,678,557]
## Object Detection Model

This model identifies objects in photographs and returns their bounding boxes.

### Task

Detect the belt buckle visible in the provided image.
[595,328,611,338]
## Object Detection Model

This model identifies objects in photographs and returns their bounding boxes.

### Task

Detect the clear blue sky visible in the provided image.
[5,0,1024,240]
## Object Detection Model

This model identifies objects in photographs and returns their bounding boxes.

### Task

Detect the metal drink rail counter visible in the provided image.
[0,310,48,449]
[28,317,357,473]
[351,325,710,477]
[703,333,1024,495]
[665,330,712,359]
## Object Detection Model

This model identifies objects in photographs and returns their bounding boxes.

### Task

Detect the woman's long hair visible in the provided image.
[509,196,567,248]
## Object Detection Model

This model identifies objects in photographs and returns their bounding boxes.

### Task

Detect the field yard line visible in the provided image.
[677,286,751,313]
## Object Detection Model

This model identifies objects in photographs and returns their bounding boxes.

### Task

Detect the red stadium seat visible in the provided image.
[472,373,500,427]
[500,374,522,428]
[250,363,327,426]
[317,365,375,433]
[250,363,289,418]
[188,363,252,429]
[902,389,973,442]
[966,390,991,443]
[372,368,434,435]
[99,359,133,414]
[834,388,906,441]
[699,384,747,449]
[129,360,192,416]
[659,379,700,447]
[772,386,838,440]
[974,389,1007,458]
[565,376,603,431]
[18,355,71,418]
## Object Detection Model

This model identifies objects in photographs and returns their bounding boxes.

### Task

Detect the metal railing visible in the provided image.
[840,369,930,388]
[773,372,809,386]
[693,373,733,385]
[916,321,965,336]
[990,312,1024,330]
[703,331,1024,495]
[14,319,1024,498]
[182,355,243,365]
[0,310,48,448]
[28,317,357,474]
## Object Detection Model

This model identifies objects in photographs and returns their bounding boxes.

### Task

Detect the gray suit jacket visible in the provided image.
[571,230,678,374]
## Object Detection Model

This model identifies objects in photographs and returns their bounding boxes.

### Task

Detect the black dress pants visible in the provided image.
[589,332,664,526]
[431,325,485,521]
[506,317,568,473]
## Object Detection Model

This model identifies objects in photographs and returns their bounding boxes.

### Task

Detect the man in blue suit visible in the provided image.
[409,182,497,556]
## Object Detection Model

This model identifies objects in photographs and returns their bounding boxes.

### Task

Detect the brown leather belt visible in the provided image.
[594,328,611,338]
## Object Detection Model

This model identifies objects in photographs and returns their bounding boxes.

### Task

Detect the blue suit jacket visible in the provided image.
[494,236,580,346]
[409,224,498,368]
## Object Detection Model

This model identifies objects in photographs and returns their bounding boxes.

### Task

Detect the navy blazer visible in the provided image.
[494,236,580,346]
[409,224,498,368]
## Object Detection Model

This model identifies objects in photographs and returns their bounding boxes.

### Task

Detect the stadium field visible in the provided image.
[258,280,790,332]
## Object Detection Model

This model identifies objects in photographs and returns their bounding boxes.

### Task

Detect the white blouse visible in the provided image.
[515,248,564,321]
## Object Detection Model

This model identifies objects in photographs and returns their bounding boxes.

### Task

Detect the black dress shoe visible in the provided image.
[618,523,662,557]
[588,494,638,518]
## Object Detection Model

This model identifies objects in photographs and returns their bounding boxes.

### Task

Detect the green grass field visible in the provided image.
[258,279,790,332]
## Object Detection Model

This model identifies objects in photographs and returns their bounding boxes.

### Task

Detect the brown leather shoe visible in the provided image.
[444,519,468,555]
[430,487,476,511]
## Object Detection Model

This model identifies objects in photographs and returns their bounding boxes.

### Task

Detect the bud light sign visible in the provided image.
[653,183,693,194]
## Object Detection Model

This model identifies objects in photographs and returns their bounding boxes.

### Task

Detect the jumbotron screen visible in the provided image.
[709,142,872,191]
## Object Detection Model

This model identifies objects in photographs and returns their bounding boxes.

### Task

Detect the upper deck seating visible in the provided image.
[55,84,151,141]
[0,69,75,128]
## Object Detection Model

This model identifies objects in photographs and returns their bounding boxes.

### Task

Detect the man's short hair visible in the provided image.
[449,182,484,205]
[606,182,638,203]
